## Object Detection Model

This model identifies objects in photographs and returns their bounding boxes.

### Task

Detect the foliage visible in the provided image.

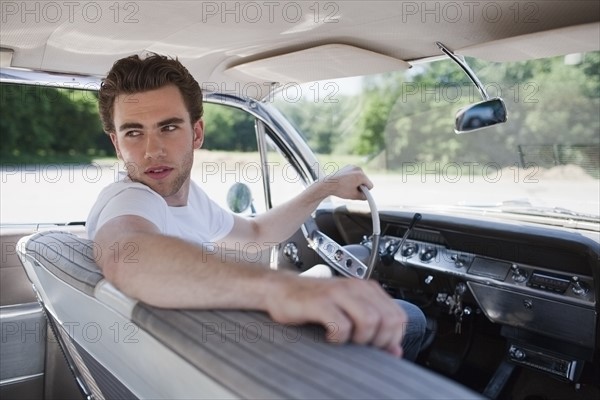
[202,103,257,151]
[0,85,258,163]
[0,84,110,163]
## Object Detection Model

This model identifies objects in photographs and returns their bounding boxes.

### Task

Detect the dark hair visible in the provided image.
[98,53,203,133]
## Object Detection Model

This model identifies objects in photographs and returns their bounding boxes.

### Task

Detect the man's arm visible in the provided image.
[95,213,406,356]
[221,165,372,248]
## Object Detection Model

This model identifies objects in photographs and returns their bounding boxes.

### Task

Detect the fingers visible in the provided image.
[341,280,407,354]
[324,165,374,200]
[267,276,407,357]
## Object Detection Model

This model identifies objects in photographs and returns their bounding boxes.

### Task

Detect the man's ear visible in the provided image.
[193,119,204,150]
[109,132,122,159]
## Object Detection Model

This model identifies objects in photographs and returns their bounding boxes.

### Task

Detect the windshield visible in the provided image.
[274,52,600,221]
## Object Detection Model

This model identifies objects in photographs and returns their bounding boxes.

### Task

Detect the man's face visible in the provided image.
[109,84,203,206]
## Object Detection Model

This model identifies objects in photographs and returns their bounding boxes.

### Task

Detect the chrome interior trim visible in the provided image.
[0,302,42,318]
[93,280,137,320]
[0,68,102,88]
[255,119,273,210]
[0,372,44,386]
[436,42,489,100]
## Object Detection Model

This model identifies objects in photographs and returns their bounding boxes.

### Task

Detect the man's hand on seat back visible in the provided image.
[265,275,406,357]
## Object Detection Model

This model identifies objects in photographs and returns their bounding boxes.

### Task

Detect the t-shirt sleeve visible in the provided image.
[87,185,167,239]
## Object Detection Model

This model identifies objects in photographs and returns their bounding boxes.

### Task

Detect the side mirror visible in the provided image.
[226,182,254,214]
[455,97,507,134]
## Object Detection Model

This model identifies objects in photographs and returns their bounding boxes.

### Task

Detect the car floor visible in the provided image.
[416,311,600,400]
[507,368,600,400]
[417,311,505,390]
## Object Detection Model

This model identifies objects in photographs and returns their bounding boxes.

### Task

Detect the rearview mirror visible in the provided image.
[455,97,507,134]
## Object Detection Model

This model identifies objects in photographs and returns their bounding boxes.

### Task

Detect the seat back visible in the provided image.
[18,231,483,400]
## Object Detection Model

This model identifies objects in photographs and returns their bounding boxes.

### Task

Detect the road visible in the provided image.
[1,161,598,225]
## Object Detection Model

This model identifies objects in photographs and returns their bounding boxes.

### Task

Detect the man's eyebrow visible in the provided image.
[157,117,185,127]
[118,122,144,132]
[117,118,185,132]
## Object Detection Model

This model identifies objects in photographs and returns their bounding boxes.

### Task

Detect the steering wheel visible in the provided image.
[302,185,381,279]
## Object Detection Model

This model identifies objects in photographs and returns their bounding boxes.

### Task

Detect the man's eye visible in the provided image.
[125,131,141,137]
[163,125,177,132]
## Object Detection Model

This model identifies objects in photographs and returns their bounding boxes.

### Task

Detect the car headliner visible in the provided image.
[1,0,599,99]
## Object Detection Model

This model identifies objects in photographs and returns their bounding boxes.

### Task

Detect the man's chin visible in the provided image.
[127,172,189,201]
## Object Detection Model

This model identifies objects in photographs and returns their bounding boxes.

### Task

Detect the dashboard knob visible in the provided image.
[401,242,418,257]
[419,246,437,262]
[451,254,469,268]
[334,249,344,261]
[571,276,589,296]
[510,346,526,361]
[511,264,528,283]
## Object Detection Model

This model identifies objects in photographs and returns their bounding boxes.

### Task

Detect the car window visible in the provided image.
[1,83,111,224]
[0,86,266,223]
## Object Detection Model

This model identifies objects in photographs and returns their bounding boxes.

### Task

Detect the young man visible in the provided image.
[87,53,425,359]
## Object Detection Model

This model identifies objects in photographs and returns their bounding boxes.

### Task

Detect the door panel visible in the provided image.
[0,228,83,399]
[0,303,45,397]
[1,230,38,306]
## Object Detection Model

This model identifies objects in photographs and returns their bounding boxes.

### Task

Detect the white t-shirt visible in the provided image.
[86,178,234,247]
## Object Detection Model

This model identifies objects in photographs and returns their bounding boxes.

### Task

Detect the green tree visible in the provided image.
[202,104,257,151]
[340,52,599,173]
[0,83,107,163]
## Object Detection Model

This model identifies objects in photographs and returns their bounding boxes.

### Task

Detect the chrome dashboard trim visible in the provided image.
[392,238,595,308]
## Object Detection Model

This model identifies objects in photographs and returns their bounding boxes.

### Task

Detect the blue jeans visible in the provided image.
[396,299,426,361]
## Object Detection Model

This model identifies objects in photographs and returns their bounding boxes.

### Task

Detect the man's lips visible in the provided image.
[144,166,174,180]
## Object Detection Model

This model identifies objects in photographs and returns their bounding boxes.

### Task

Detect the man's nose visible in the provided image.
[144,134,166,159]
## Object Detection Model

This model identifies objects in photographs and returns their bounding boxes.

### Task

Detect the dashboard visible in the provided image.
[325,207,599,381]
[388,236,595,345]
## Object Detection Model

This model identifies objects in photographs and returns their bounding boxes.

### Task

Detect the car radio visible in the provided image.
[526,270,571,294]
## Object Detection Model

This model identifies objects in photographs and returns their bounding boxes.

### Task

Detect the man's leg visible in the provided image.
[396,299,426,361]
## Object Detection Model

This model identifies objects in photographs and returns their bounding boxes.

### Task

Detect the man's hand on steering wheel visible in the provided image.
[320,165,374,201]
